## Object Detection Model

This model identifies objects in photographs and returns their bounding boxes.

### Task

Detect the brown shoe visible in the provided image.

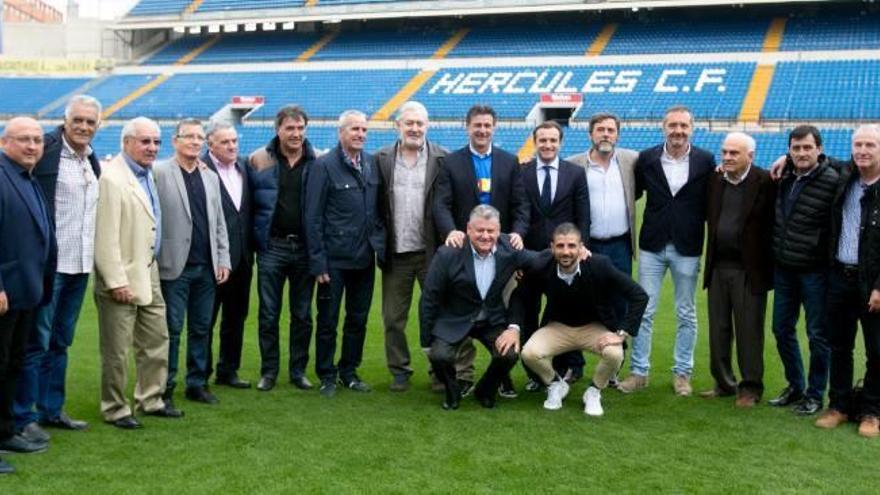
[815,409,848,429]
[673,374,692,397]
[617,373,648,394]
[858,415,880,438]
[700,387,734,399]
[735,393,758,408]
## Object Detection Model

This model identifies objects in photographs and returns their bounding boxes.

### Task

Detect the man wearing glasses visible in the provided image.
[13,96,101,444]
[94,117,183,429]
[154,119,230,407]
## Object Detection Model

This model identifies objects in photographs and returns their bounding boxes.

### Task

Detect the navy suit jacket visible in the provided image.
[0,153,56,310]
[635,144,716,256]
[419,236,548,347]
[433,145,529,238]
[202,151,253,272]
[33,125,101,226]
[304,144,386,275]
[521,158,590,250]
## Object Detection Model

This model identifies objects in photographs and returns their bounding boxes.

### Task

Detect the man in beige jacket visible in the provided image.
[94,117,183,429]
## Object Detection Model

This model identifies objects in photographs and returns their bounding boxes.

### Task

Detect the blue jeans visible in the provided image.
[13,273,88,428]
[315,263,375,383]
[160,264,216,391]
[256,237,314,379]
[630,244,700,377]
[771,266,830,401]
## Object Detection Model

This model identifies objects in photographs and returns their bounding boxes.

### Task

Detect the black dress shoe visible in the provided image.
[109,416,142,430]
[768,386,804,407]
[442,398,460,411]
[793,397,823,416]
[256,376,276,392]
[215,374,251,389]
[0,434,48,453]
[145,404,185,418]
[185,387,219,405]
[473,389,497,409]
[290,375,313,390]
[41,412,88,431]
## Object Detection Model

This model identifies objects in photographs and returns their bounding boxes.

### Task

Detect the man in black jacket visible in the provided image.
[420,205,542,411]
[619,105,716,396]
[14,96,100,440]
[202,122,253,390]
[768,125,839,416]
[515,223,647,416]
[815,125,880,438]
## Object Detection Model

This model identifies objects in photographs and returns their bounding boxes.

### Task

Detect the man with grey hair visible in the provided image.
[305,109,386,397]
[94,117,183,429]
[374,101,473,392]
[13,95,102,439]
[201,121,254,390]
[420,204,545,410]
[701,132,775,407]
[154,118,230,406]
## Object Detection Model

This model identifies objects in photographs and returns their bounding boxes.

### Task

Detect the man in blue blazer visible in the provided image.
[619,106,716,396]
[0,117,56,473]
[517,121,590,389]
[305,110,386,397]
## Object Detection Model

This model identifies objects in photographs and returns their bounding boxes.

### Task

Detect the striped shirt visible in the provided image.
[55,137,99,274]
[836,178,865,265]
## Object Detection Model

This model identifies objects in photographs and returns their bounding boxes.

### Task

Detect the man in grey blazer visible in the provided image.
[155,119,230,406]
[568,112,638,383]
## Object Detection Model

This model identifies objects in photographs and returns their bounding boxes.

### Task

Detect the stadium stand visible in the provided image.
[144,32,321,65]
[0,77,92,114]
[781,13,880,51]
[311,27,455,60]
[447,23,603,57]
[127,0,191,16]
[602,19,768,55]
[197,1,306,13]
[762,60,880,120]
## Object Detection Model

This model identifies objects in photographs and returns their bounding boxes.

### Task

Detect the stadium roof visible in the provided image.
[112,0,838,31]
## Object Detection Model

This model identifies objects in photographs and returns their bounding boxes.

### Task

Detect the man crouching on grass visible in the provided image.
[514,223,648,416]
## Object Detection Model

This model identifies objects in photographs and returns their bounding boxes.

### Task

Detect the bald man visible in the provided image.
[0,118,55,471]
[702,132,775,407]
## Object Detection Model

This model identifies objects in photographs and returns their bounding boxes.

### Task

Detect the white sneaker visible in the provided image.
[583,386,604,417]
[543,380,570,410]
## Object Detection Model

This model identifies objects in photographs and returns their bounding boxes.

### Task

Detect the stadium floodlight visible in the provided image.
[262,22,276,31]
[282,22,295,30]
[244,23,257,32]
[224,24,239,33]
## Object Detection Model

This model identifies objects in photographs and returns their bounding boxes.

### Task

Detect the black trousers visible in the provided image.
[0,309,35,440]
[827,264,880,417]
[207,260,253,381]
[429,323,518,403]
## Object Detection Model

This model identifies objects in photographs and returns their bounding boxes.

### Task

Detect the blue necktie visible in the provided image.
[540,165,552,212]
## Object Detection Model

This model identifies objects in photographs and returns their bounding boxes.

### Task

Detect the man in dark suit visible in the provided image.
[433,104,530,396]
[517,121,590,389]
[0,117,57,473]
[619,105,716,396]
[420,205,547,411]
[14,96,100,441]
[305,110,386,397]
[515,223,647,416]
[701,132,775,407]
[202,121,253,390]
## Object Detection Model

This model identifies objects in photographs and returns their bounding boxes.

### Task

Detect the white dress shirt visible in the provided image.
[536,156,559,202]
[661,143,691,197]
[586,152,629,239]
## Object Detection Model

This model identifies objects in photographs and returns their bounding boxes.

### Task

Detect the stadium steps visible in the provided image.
[586,23,618,57]
[517,136,535,163]
[36,75,111,119]
[102,36,220,119]
[738,64,775,122]
[296,31,339,61]
[763,17,787,52]
[370,27,469,121]
[184,0,205,14]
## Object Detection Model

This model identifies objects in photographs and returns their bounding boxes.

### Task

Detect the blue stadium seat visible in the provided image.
[196,0,304,13]
[449,23,602,58]
[0,77,91,116]
[144,32,321,65]
[763,60,880,120]
[127,0,191,16]
[603,19,766,55]
[781,13,880,51]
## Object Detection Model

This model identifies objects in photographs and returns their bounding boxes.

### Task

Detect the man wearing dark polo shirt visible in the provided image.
[155,119,231,406]
[249,106,318,392]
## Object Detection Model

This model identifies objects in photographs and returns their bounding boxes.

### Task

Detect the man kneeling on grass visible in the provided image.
[513,223,648,416]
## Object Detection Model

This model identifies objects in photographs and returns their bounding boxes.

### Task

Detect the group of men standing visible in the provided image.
[1,95,879,475]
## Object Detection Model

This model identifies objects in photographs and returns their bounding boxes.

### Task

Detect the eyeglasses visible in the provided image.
[176,133,206,142]
[7,135,44,145]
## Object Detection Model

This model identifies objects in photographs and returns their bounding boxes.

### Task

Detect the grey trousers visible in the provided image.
[707,266,766,397]
[382,251,475,382]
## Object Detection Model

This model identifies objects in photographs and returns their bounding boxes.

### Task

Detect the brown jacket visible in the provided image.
[704,166,777,294]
